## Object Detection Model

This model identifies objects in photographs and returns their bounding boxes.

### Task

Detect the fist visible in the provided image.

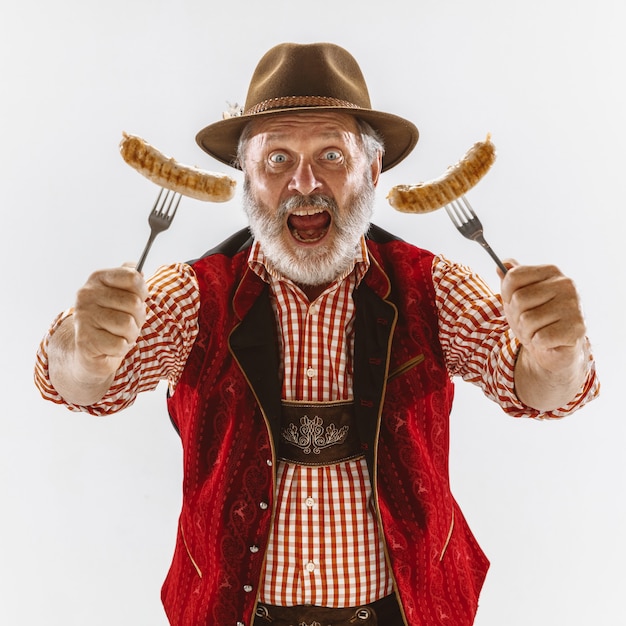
[500,262,587,374]
[72,265,148,377]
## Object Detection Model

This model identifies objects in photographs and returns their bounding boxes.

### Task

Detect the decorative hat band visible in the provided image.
[245,95,362,115]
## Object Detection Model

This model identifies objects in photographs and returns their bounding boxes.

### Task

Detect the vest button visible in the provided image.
[259,501,269,510]
[243,585,253,593]
[249,545,260,553]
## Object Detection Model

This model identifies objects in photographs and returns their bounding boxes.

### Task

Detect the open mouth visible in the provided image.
[287,208,331,243]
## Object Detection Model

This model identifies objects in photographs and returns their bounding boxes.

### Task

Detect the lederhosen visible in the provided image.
[253,401,404,626]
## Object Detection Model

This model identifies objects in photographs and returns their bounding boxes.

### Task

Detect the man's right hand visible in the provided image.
[48,265,148,405]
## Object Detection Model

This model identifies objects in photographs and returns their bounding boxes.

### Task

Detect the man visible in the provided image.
[35,43,598,626]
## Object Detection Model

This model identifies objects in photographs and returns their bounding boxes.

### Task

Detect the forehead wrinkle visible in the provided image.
[263,129,348,143]
[249,112,359,140]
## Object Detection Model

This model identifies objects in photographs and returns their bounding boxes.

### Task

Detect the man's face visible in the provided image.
[240,112,382,287]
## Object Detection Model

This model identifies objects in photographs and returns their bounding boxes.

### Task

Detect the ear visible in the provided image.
[371,151,383,187]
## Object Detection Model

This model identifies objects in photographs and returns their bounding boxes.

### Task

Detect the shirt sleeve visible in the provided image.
[432,254,599,419]
[34,263,200,416]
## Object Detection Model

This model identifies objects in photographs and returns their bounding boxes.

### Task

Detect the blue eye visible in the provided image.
[324,150,342,161]
[269,152,288,163]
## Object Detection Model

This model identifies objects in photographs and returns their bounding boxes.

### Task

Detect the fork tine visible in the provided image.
[136,188,182,273]
[444,194,509,274]
[456,195,478,221]
[165,190,182,219]
[154,188,181,217]
[444,202,463,228]
[152,187,166,212]
[444,204,456,225]
[447,197,474,224]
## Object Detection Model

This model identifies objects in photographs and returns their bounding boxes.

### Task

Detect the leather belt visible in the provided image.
[253,593,404,626]
[279,400,362,466]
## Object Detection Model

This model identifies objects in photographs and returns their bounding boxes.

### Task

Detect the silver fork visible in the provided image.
[136,188,182,273]
[444,195,508,274]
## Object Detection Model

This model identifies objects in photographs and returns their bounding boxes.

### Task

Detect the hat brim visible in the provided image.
[195,107,419,172]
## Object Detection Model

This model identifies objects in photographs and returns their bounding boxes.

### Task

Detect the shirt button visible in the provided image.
[259,502,269,510]
[243,585,253,593]
[305,561,316,572]
[306,367,316,378]
[305,497,315,508]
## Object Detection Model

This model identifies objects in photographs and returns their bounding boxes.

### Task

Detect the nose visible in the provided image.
[288,159,322,195]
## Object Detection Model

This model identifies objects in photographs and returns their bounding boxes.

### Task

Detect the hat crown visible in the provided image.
[244,43,372,113]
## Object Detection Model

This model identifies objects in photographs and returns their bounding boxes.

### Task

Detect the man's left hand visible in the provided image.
[499,261,588,410]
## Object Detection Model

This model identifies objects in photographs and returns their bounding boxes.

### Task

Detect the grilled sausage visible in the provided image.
[387,135,496,213]
[120,132,236,202]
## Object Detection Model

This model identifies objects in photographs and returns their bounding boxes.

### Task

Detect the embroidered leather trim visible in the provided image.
[279,401,362,466]
[281,415,349,454]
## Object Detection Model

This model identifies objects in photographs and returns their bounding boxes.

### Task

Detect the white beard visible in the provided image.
[243,179,376,286]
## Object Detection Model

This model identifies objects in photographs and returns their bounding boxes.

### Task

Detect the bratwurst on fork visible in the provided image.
[387,135,496,213]
[120,132,237,202]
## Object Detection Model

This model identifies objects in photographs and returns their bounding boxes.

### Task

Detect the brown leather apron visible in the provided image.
[278,400,363,466]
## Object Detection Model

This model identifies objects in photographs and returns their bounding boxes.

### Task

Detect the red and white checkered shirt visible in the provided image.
[248,239,393,606]
[34,238,599,608]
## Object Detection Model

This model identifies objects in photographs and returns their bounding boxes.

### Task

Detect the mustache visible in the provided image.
[279,194,338,217]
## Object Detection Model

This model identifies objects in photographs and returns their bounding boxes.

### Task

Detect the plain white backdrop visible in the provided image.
[1,1,623,624]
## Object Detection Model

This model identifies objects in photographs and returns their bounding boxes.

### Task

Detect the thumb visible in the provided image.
[121,261,141,274]
[497,258,519,281]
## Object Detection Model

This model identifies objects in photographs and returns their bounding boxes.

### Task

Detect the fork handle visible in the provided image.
[472,233,508,274]
[480,241,509,274]
[136,232,157,273]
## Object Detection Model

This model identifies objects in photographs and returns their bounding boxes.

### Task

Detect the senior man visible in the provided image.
[35,42,598,626]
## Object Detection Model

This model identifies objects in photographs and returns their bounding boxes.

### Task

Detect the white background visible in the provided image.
[1,1,623,624]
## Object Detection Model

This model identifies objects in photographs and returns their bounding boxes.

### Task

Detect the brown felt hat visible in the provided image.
[195,42,419,172]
